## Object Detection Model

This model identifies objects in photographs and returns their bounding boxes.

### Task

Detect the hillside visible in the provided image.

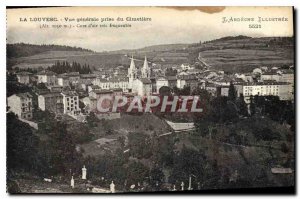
[193,36,294,73]
[7,43,95,69]
[7,36,294,73]
[7,43,94,58]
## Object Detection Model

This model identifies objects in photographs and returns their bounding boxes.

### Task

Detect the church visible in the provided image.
[128,56,152,96]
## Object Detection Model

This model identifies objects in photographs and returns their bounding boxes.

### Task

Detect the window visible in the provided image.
[67,107,70,110]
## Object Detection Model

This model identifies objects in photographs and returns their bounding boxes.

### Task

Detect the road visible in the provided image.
[198,52,212,69]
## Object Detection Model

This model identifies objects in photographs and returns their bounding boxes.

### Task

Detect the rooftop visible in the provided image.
[64,72,80,76]
[92,89,113,94]
[61,90,78,96]
[262,72,278,75]
[243,81,291,86]
[80,74,97,78]
[39,92,62,97]
[36,70,56,76]
[166,76,177,81]
[112,88,123,92]
[14,92,33,99]
[16,71,32,76]
[139,78,152,84]
[177,74,197,80]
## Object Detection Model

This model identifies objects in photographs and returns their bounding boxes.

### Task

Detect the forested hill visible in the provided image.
[7,43,94,58]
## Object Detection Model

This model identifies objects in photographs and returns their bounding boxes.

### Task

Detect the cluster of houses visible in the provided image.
[7,55,294,122]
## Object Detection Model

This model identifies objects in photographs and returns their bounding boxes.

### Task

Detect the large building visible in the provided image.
[7,92,33,120]
[16,71,32,85]
[61,90,81,115]
[243,82,293,103]
[92,77,129,92]
[279,71,294,84]
[132,78,152,96]
[36,70,57,86]
[57,74,70,87]
[38,92,64,114]
[156,77,169,93]
[84,89,124,113]
[177,74,198,91]
[128,56,152,96]
[261,72,280,82]
[65,72,81,85]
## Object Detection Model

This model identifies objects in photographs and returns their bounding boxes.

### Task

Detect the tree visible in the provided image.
[228,82,236,101]
[149,166,165,188]
[165,68,177,76]
[181,85,191,95]
[238,94,248,117]
[169,146,207,187]
[7,113,40,173]
[128,132,152,159]
[159,86,172,96]
[37,82,47,89]
[249,95,255,116]
[126,162,149,187]
[86,112,98,128]
[172,86,180,95]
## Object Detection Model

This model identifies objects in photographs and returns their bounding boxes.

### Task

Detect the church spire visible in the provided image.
[143,56,149,69]
[129,55,136,70]
[141,55,151,79]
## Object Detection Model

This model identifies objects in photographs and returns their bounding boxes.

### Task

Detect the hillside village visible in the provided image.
[7,37,295,193]
[7,53,294,122]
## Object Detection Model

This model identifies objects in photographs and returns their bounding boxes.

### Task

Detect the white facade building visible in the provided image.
[243,82,293,103]
[61,91,81,115]
[36,70,57,86]
[156,77,169,93]
[16,72,32,85]
[132,78,152,96]
[7,92,33,120]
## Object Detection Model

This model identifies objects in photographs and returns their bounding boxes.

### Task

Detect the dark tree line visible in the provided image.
[7,113,40,174]
[7,43,93,58]
[7,111,83,178]
[48,61,92,74]
[252,95,295,131]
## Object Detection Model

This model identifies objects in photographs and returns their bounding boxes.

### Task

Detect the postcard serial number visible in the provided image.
[249,24,261,28]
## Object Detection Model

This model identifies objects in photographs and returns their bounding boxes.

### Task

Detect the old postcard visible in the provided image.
[6,6,295,194]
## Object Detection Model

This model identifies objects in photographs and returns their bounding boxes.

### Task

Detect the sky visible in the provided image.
[6,6,294,52]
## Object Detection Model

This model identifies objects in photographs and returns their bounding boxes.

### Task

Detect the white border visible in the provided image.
[1,0,299,198]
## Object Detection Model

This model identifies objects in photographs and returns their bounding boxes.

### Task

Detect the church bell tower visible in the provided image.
[128,55,138,90]
[141,56,151,79]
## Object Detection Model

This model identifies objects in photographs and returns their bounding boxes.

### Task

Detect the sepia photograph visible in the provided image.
[6,6,295,194]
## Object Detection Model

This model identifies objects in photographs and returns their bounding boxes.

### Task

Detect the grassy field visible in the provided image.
[196,37,294,72]
[200,48,293,72]
[8,36,294,73]
[10,50,95,69]
[79,113,172,158]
